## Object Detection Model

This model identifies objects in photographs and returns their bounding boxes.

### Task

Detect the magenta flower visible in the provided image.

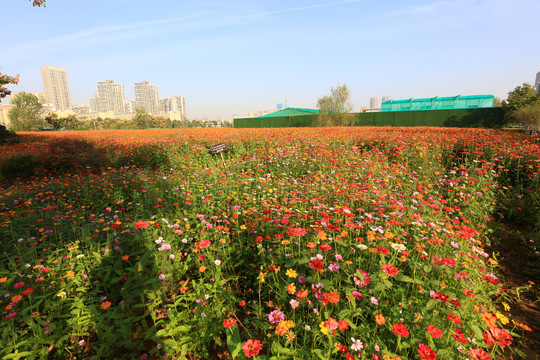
[268,310,284,323]
[353,270,370,287]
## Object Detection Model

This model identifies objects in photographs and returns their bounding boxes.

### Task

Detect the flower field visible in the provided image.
[0,127,538,360]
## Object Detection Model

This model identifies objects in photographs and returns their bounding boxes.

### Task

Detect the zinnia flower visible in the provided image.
[417,344,437,360]
[268,310,284,323]
[242,339,262,358]
[223,317,237,328]
[392,323,409,337]
[353,269,370,287]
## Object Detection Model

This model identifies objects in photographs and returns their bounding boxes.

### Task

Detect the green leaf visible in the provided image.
[226,326,242,359]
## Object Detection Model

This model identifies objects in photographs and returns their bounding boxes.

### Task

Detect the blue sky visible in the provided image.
[1,0,539,120]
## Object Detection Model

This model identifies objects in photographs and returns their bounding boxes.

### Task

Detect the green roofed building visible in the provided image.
[380,95,494,112]
[233,107,319,128]
[257,108,319,118]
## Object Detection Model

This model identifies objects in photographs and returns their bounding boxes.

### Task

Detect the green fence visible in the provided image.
[233,108,505,128]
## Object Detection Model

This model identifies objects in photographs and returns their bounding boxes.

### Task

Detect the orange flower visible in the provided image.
[323,291,340,304]
[286,283,296,295]
[375,313,386,325]
[481,312,498,328]
[122,255,130,261]
[11,295,23,303]
[238,300,246,307]
[100,301,112,310]
[0,277,7,283]
[66,270,75,278]
[199,266,207,272]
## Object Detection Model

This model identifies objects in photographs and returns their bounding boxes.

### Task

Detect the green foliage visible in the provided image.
[314,84,356,126]
[512,102,540,133]
[133,107,152,129]
[112,144,170,169]
[33,138,108,173]
[502,83,540,122]
[0,154,37,180]
[8,92,45,131]
[0,124,19,144]
[44,113,81,130]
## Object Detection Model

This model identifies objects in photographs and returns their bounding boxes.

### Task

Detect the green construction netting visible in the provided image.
[233,108,505,128]
[257,108,320,118]
[380,95,494,112]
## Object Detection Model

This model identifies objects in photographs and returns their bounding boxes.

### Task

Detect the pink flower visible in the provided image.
[268,310,284,323]
[353,270,370,287]
[14,282,25,288]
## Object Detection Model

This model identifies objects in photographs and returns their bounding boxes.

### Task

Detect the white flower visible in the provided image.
[351,337,364,351]
[214,260,221,266]
[169,254,175,260]
[391,243,406,252]
[304,325,311,331]
[357,244,368,251]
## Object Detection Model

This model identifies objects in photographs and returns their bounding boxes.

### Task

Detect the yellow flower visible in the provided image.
[56,291,66,298]
[257,272,267,283]
[319,322,329,336]
[502,302,510,311]
[496,312,509,325]
[286,269,297,278]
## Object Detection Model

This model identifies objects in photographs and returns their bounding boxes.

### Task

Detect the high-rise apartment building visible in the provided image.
[40,65,72,111]
[161,95,186,119]
[134,81,160,114]
[92,80,126,114]
[536,71,540,94]
[370,97,379,109]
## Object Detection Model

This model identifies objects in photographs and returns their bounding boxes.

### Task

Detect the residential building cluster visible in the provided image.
[5,65,186,122]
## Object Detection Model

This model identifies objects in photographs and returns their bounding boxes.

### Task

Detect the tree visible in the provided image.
[0,71,20,100]
[502,83,540,122]
[513,102,540,134]
[314,84,356,126]
[8,92,45,131]
[132,107,152,129]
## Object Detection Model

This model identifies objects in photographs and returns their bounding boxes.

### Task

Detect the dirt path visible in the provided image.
[490,222,540,359]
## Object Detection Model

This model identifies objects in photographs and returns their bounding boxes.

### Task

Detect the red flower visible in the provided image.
[198,239,211,249]
[377,246,389,255]
[309,260,324,271]
[223,317,237,328]
[426,325,442,338]
[469,348,491,360]
[453,330,467,344]
[381,264,399,277]
[392,323,409,337]
[418,344,437,360]
[22,288,34,296]
[484,327,512,348]
[319,244,332,251]
[286,227,306,236]
[353,269,370,287]
[134,221,150,229]
[447,313,462,324]
[242,339,262,358]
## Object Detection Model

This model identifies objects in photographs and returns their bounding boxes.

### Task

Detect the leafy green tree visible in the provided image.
[513,102,540,133]
[8,92,45,131]
[132,107,151,129]
[314,84,356,126]
[502,83,540,121]
[44,113,62,130]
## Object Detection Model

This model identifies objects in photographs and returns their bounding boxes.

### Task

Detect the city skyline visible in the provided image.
[1,0,539,120]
